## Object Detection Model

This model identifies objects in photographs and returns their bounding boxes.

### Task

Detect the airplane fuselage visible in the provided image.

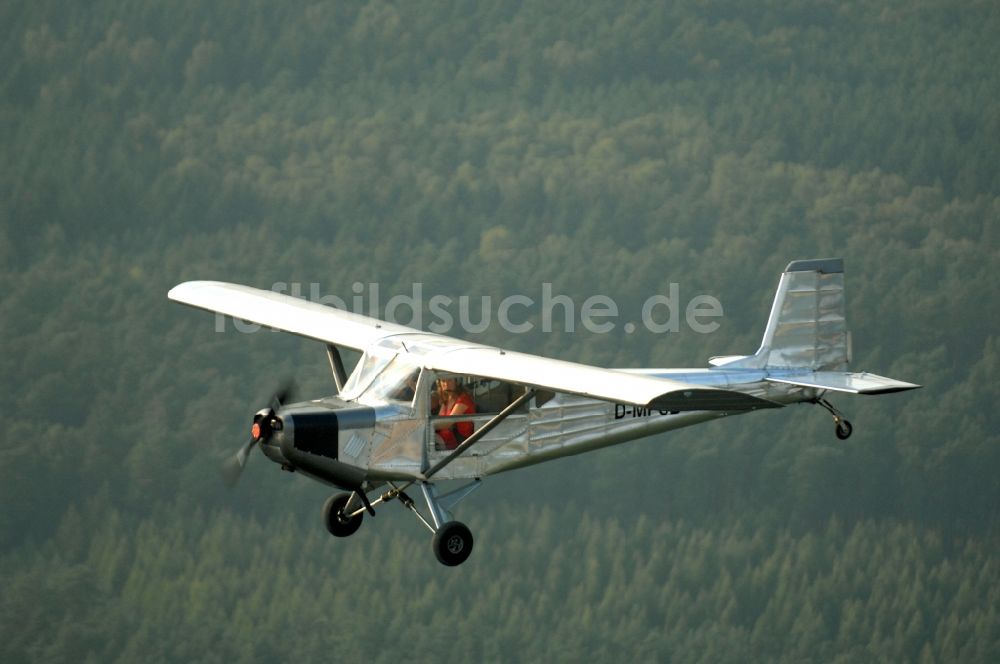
[260,368,816,490]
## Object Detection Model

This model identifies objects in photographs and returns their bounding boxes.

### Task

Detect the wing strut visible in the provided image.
[326,344,348,392]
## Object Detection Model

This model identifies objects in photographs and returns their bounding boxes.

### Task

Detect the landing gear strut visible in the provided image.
[381,481,479,566]
[418,481,477,566]
[813,397,853,440]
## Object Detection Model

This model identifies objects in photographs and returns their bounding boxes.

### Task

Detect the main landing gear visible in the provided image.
[813,397,853,440]
[320,480,482,566]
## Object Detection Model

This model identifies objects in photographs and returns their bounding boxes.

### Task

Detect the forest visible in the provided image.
[1,0,998,661]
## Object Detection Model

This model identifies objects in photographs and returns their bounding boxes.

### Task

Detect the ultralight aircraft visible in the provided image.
[169,258,919,565]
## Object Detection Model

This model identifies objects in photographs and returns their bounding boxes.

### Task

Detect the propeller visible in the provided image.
[222,381,295,488]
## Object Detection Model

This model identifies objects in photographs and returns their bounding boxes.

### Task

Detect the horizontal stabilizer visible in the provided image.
[766,372,921,395]
[708,355,749,367]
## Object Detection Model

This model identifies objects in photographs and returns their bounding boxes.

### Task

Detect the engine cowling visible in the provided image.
[265,398,375,490]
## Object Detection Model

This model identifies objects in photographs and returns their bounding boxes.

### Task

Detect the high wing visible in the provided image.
[168,281,413,351]
[425,346,778,411]
[169,281,779,412]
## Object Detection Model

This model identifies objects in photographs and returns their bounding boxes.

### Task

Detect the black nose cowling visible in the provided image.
[271,400,376,490]
[278,405,372,459]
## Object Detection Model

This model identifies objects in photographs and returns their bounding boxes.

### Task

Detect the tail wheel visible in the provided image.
[433,521,474,566]
[835,420,853,440]
[323,493,364,538]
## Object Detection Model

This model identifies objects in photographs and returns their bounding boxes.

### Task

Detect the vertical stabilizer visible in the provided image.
[727,258,849,371]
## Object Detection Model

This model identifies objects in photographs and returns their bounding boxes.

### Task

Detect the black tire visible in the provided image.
[432,521,474,566]
[322,493,363,538]
[835,420,853,440]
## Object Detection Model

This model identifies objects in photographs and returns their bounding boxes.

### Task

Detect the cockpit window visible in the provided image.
[339,346,396,400]
[340,341,421,405]
[364,358,420,404]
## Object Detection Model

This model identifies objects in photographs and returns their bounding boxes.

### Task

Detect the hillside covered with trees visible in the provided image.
[1,0,998,661]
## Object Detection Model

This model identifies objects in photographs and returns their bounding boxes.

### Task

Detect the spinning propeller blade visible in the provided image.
[222,382,296,488]
[271,381,295,410]
[222,436,257,488]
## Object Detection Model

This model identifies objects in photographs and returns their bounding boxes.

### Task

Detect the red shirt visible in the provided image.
[438,392,475,449]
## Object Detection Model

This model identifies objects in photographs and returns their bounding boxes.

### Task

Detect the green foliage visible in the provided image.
[1,0,998,660]
[2,505,998,663]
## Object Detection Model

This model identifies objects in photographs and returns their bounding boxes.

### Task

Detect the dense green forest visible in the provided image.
[2,0,998,661]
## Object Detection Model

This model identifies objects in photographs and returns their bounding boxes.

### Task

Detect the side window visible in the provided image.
[429,374,532,451]
[468,378,528,414]
[429,375,529,416]
[534,389,555,407]
[430,374,477,450]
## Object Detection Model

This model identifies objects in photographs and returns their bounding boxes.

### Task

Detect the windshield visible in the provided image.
[339,346,396,400]
[363,357,420,404]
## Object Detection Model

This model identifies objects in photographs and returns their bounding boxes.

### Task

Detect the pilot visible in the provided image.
[434,377,475,450]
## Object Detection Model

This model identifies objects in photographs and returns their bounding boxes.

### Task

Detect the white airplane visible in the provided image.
[169,258,919,566]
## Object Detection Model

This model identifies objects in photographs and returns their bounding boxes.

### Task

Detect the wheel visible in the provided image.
[322,493,363,537]
[432,521,474,566]
[835,419,853,440]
